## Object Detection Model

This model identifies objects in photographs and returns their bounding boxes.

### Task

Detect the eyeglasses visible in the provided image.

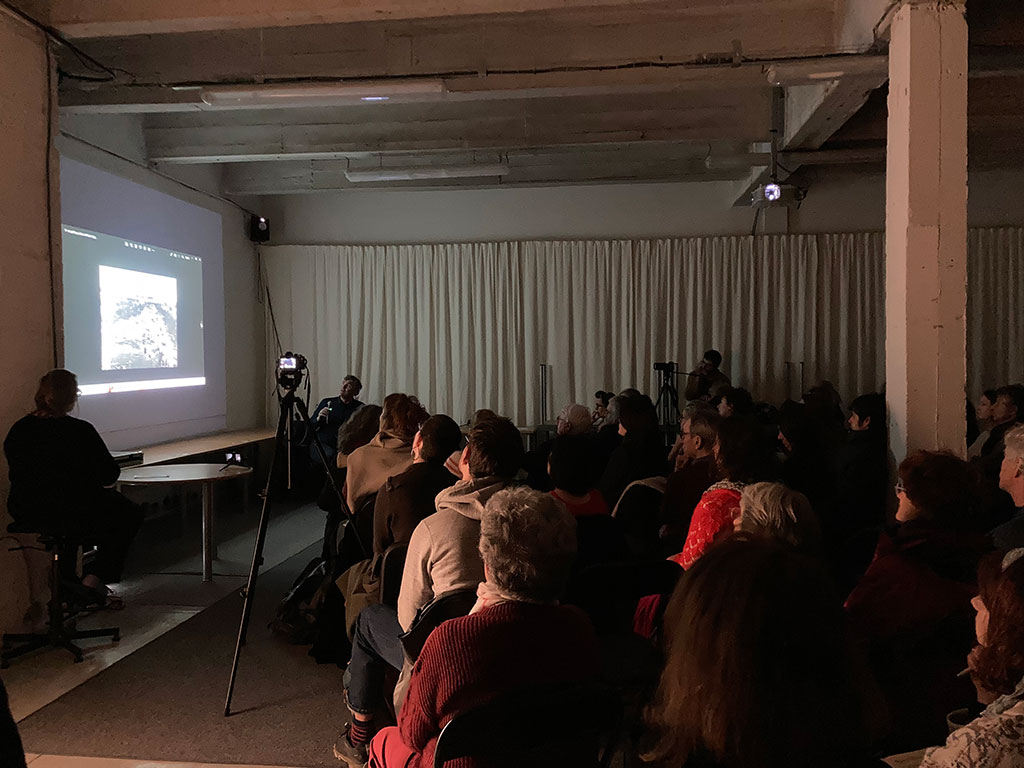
[894,481,906,495]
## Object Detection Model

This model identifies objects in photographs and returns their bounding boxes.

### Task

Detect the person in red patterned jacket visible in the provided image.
[672,417,774,569]
[363,487,600,768]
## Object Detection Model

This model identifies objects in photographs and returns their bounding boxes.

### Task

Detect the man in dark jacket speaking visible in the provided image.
[311,374,363,464]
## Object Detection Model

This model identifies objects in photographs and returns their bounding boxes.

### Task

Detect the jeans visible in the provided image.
[346,603,405,715]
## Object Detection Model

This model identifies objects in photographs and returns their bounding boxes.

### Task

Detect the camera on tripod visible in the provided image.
[276,352,307,390]
[653,362,676,373]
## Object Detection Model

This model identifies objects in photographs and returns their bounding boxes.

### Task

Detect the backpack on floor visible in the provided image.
[268,556,327,645]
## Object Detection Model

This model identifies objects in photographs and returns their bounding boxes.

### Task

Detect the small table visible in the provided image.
[118,464,253,581]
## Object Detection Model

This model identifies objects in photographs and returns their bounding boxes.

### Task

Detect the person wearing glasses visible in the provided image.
[845,450,990,751]
[3,369,143,606]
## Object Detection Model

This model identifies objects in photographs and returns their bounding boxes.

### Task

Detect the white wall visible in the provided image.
[258,167,1024,245]
[0,8,58,633]
[56,136,267,433]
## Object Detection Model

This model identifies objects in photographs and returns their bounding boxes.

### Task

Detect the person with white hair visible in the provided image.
[733,482,822,554]
[993,424,1024,550]
[362,487,600,768]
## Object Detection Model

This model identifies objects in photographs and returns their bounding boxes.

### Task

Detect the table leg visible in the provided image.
[202,482,214,582]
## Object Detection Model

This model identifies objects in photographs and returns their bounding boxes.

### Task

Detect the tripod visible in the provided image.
[653,364,680,428]
[223,385,366,716]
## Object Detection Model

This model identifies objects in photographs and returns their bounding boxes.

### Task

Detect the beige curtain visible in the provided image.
[968,227,1024,397]
[262,233,892,424]
[262,227,1020,423]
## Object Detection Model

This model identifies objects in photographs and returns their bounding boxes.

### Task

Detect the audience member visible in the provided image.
[683,349,731,402]
[4,369,143,604]
[361,488,599,768]
[980,384,1024,459]
[335,404,384,467]
[594,394,625,469]
[523,402,591,490]
[371,415,464,561]
[312,374,363,464]
[344,393,428,512]
[592,390,613,428]
[398,416,525,630]
[778,400,838,530]
[549,434,607,518]
[646,537,884,768]
[969,389,1000,458]
[660,410,721,554]
[672,417,771,569]
[598,393,667,508]
[833,393,891,587]
[733,482,821,554]
[335,415,464,640]
[845,450,989,749]
[992,424,1024,550]
[717,387,753,419]
[332,416,525,765]
[444,408,497,478]
[919,549,1024,768]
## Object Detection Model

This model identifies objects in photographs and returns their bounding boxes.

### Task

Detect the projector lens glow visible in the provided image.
[765,183,782,202]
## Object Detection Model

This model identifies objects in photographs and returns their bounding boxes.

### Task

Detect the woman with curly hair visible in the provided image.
[920,549,1024,767]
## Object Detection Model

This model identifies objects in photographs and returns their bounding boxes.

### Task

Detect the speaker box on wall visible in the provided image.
[249,214,271,243]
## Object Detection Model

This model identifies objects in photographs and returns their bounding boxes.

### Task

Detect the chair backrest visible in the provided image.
[610,480,665,559]
[399,587,478,661]
[379,542,408,609]
[433,681,621,768]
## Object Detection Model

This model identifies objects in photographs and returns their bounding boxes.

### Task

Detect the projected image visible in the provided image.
[99,265,179,370]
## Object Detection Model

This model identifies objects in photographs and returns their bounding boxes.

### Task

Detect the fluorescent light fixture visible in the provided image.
[200,79,445,108]
[344,164,511,183]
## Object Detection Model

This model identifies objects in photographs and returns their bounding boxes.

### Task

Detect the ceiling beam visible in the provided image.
[55,3,838,87]
[60,63,776,114]
[29,0,744,39]
[731,65,888,205]
[144,106,770,164]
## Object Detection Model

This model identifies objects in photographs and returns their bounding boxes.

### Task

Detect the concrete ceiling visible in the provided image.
[17,0,1024,194]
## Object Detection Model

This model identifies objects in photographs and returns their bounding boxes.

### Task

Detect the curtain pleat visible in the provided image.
[263,228,1019,424]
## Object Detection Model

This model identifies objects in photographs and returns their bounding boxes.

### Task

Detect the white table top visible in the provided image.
[118,463,253,485]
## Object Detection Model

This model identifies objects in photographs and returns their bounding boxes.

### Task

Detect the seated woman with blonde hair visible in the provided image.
[733,481,822,554]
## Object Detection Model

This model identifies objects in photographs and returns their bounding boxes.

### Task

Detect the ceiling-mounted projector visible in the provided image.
[751,181,804,208]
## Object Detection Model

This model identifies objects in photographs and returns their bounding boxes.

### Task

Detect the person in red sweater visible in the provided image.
[672,417,772,569]
[363,487,600,768]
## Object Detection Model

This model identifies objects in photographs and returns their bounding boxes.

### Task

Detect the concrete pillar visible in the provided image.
[885,0,968,461]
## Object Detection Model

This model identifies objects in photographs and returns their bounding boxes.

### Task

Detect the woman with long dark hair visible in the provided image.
[646,537,884,768]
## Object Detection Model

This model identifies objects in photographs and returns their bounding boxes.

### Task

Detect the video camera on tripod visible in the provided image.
[276,352,307,390]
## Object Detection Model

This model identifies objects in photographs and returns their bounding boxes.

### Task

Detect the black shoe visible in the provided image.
[333,732,368,768]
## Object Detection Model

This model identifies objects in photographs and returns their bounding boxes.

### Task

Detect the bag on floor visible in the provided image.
[268,556,326,645]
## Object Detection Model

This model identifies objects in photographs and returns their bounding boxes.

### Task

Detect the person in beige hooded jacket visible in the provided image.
[397,416,525,630]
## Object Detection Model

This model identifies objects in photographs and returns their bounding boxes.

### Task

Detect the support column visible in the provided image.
[885,0,968,461]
